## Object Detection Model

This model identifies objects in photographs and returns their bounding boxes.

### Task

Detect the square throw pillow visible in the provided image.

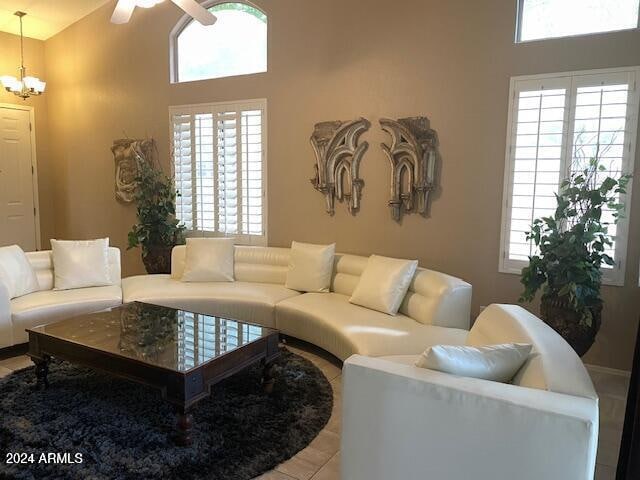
[285,241,336,292]
[0,245,39,299]
[181,237,235,282]
[51,238,112,290]
[349,255,418,315]
[415,343,533,383]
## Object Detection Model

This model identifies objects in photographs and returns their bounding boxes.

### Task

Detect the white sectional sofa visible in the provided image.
[0,248,122,348]
[341,304,599,480]
[122,245,473,360]
[1,244,598,480]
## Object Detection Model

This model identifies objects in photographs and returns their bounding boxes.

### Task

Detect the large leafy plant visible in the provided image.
[127,158,185,256]
[520,142,631,327]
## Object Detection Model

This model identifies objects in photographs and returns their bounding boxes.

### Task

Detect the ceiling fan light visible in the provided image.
[136,0,164,8]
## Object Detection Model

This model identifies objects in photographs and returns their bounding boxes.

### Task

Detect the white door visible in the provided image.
[0,107,37,251]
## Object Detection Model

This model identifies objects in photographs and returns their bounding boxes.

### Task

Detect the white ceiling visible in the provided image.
[0,0,111,40]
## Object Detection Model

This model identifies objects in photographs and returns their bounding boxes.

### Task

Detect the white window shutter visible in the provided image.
[501,77,571,272]
[194,113,216,232]
[172,113,195,230]
[170,100,267,245]
[241,110,264,236]
[217,111,239,234]
[500,67,640,286]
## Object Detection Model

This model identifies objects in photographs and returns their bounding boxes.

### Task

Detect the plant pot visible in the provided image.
[142,246,173,274]
[540,296,602,357]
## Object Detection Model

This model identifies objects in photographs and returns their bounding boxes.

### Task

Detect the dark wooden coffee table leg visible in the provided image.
[262,360,276,394]
[33,356,50,390]
[175,407,193,446]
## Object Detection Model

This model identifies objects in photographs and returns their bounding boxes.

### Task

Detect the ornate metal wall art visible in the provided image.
[310,118,370,215]
[380,117,438,221]
[111,138,156,203]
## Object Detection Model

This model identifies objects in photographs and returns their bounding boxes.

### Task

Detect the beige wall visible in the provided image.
[0,31,55,247]
[42,0,640,370]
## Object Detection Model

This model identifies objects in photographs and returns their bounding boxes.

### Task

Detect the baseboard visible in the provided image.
[0,343,28,361]
[585,362,631,378]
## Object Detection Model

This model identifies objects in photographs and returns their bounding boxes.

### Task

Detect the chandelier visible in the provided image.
[1,12,46,100]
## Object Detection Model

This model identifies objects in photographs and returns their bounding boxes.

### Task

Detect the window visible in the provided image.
[171,99,267,245]
[517,0,640,42]
[499,67,640,285]
[172,2,267,83]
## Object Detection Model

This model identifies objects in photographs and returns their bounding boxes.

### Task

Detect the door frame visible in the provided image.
[0,102,41,250]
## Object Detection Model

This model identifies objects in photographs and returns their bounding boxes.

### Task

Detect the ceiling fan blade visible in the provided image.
[171,0,217,26]
[111,0,136,24]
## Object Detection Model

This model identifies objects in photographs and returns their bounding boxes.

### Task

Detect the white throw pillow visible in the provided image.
[181,238,235,282]
[349,255,418,315]
[415,343,533,383]
[51,238,112,290]
[0,245,39,299]
[285,241,336,292]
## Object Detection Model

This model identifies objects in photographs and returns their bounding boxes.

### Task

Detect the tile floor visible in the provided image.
[0,342,630,480]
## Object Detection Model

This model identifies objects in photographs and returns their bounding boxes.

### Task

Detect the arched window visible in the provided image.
[172,2,267,83]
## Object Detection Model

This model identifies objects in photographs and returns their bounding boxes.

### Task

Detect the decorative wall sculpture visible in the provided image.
[111,138,156,203]
[380,117,438,221]
[310,118,370,215]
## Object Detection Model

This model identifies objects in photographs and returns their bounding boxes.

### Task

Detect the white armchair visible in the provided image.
[341,304,599,480]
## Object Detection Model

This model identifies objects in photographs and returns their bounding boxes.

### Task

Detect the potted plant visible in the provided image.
[127,157,186,274]
[520,143,631,356]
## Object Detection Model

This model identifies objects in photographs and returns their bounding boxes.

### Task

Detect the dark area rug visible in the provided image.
[0,349,333,480]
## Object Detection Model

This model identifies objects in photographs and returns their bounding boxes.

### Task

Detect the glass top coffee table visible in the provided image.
[26,302,280,446]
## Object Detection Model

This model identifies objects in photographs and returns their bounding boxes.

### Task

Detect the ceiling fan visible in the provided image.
[111,0,217,26]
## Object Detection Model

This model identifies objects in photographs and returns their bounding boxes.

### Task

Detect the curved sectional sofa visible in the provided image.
[0,245,599,479]
[122,246,473,360]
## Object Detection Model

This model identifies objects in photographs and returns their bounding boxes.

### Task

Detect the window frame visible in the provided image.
[169,0,268,84]
[515,0,640,43]
[169,98,268,246]
[499,66,640,286]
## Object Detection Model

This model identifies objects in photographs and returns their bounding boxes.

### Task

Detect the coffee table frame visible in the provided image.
[27,304,280,446]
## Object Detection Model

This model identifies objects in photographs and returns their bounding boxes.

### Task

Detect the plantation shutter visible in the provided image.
[569,71,637,276]
[503,77,571,263]
[170,99,267,245]
[241,110,264,235]
[500,68,639,285]
[172,114,194,230]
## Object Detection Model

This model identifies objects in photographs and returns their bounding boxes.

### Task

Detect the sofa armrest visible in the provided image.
[0,282,13,348]
[341,355,598,480]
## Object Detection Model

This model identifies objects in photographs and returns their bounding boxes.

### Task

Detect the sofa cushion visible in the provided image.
[122,275,300,328]
[468,304,597,399]
[349,255,418,315]
[10,285,123,344]
[415,343,533,383]
[171,246,291,285]
[0,245,39,299]
[331,253,472,329]
[285,241,335,293]
[51,238,113,290]
[276,293,468,360]
[181,238,235,282]
[26,248,122,292]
